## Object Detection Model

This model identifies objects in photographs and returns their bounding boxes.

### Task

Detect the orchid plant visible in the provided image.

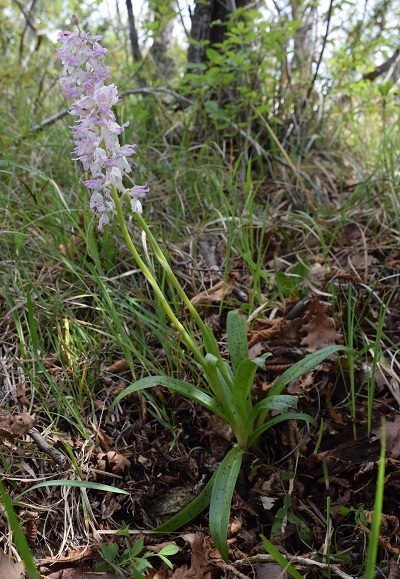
[57,17,349,562]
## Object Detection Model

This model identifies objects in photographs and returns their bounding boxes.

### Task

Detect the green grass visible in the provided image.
[1,47,400,576]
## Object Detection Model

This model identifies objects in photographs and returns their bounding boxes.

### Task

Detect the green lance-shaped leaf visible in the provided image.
[248,412,317,449]
[250,394,298,424]
[109,375,227,421]
[269,346,353,397]
[231,357,259,424]
[154,472,216,533]
[209,447,245,562]
[227,310,249,373]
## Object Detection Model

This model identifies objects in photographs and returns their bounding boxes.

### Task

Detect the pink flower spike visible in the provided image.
[57,21,148,227]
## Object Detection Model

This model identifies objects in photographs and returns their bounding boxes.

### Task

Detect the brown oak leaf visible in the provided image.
[300,299,343,351]
[0,410,35,439]
[190,280,233,305]
[97,451,131,473]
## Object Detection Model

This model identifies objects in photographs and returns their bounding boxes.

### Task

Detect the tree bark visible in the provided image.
[187,0,250,68]
[150,2,176,79]
[126,0,142,63]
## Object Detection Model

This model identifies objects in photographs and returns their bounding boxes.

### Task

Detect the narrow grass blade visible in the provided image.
[209,447,244,562]
[0,481,40,579]
[260,533,304,579]
[270,346,353,397]
[109,375,226,419]
[154,471,216,533]
[364,420,386,579]
[227,310,249,373]
[17,479,130,499]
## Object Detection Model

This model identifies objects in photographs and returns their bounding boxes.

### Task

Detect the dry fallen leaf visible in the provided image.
[101,492,122,519]
[373,415,400,459]
[172,533,214,578]
[40,546,94,566]
[105,358,131,373]
[0,549,25,579]
[0,410,35,439]
[91,423,114,452]
[300,299,343,351]
[191,280,234,305]
[46,569,120,579]
[97,450,131,473]
[248,318,285,348]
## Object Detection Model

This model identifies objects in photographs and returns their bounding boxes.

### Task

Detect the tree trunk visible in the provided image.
[188,0,250,69]
[126,0,142,63]
[150,1,176,80]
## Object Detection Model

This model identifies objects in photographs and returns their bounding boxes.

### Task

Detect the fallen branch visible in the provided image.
[29,428,68,468]
[235,553,354,579]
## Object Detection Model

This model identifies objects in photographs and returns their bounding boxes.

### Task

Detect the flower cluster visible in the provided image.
[57,18,148,228]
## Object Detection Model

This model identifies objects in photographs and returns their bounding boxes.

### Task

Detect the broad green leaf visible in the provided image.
[158,544,179,557]
[129,539,144,557]
[100,541,119,563]
[209,447,244,562]
[206,48,224,64]
[203,353,222,394]
[216,366,242,431]
[133,568,146,579]
[18,479,130,498]
[248,412,317,448]
[250,395,298,422]
[260,534,304,579]
[232,358,259,422]
[269,346,353,397]
[157,545,180,569]
[227,310,249,373]
[204,354,236,416]
[109,376,226,420]
[154,471,216,533]
[287,511,314,545]
[253,353,272,369]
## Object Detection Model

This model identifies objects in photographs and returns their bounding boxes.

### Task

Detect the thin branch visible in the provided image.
[361,47,400,81]
[306,0,334,101]
[29,428,68,469]
[29,88,289,169]
[236,554,355,579]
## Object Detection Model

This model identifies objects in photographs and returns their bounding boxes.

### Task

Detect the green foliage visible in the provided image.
[182,7,302,132]
[1,1,399,574]
[96,532,179,578]
[111,306,350,561]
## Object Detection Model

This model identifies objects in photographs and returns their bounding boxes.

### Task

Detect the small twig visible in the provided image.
[235,554,355,579]
[29,428,68,468]
[305,0,334,101]
[220,562,253,579]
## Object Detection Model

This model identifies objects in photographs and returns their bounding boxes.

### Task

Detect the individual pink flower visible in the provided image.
[57,17,148,228]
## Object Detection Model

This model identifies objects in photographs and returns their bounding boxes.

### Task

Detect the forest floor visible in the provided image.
[1,183,400,579]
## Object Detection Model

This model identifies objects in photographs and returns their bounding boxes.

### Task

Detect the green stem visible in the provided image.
[112,189,243,438]
[112,189,207,371]
[133,211,233,387]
